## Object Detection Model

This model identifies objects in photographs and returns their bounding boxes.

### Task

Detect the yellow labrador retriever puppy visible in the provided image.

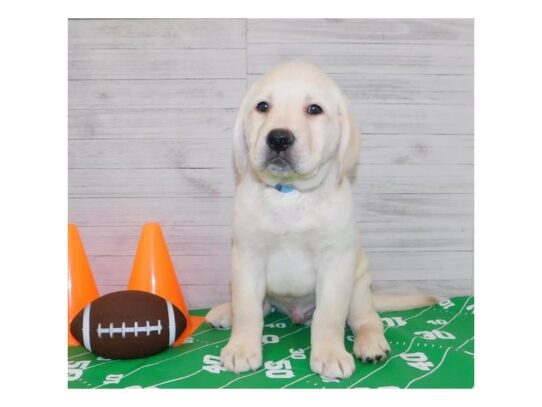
[206,61,436,379]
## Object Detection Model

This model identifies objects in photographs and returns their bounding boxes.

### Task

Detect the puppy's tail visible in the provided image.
[372,294,438,312]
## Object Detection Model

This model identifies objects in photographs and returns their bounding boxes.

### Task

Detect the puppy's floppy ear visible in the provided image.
[336,91,361,181]
[232,85,254,179]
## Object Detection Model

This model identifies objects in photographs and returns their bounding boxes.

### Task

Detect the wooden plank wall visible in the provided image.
[68,19,474,308]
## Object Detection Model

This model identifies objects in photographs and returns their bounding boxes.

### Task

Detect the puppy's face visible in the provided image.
[234,62,360,188]
[246,71,341,178]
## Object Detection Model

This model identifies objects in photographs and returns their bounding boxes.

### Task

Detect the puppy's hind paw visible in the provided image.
[205,302,232,329]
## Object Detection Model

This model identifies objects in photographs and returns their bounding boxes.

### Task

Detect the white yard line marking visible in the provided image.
[383,305,433,333]
[405,306,433,320]
[112,320,304,389]
[85,360,117,370]
[85,299,474,389]
[151,369,204,388]
[457,336,474,351]
[191,326,215,337]
[401,299,472,388]
[92,337,230,388]
[274,310,421,388]
[193,316,291,337]
[440,296,472,330]
[68,350,90,360]
[273,325,309,341]
[405,347,452,388]
[219,298,471,389]
[168,322,306,388]
[405,306,433,321]
[348,298,471,389]
[463,350,474,356]
[347,336,418,388]
[281,373,314,389]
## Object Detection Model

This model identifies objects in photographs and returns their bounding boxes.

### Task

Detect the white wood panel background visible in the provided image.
[68,19,474,308]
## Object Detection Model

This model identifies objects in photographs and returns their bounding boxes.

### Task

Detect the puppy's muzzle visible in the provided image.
[266,128,295,152]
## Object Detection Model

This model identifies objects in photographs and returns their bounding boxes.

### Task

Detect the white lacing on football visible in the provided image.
[96,319,163,338]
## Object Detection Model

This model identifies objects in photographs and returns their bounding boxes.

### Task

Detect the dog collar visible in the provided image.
[274,183,296,193]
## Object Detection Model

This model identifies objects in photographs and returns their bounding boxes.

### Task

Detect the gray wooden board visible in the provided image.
[70,76,472,108]
[247,43,473,75]
[96,280,473,308]
[69,48,247,80]
[68,19,246,49]
[68,194,473,228]
[74,223,472,256]
[68,19,474,306]
[354,104,473,134]
[87,251,473,286]
[68,134,473,169]
[73,225,472,255]
[68,108,236,139]
[69,193,474,257]
[68,105,473,137]
[69,79,247,109]
[68,165,473,197]
[247,19,473,44]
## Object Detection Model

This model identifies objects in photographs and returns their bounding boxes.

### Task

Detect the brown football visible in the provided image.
[70,290,187,359]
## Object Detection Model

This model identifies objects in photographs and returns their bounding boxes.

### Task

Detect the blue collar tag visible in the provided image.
[274,183,296,193]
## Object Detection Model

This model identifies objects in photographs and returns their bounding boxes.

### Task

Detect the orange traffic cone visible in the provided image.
[128,223,204,346]
[68,224,100,346]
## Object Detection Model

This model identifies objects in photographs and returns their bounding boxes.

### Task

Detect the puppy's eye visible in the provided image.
[256,101,270,113]
[307,104,323,115]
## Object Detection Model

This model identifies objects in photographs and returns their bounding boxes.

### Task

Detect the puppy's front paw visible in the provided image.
[205,303,232,329]
[310,346,355,379]
[221,339,262,373]
[354,331,391,363]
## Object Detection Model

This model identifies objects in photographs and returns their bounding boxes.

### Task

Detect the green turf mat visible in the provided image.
[68,296,474,389]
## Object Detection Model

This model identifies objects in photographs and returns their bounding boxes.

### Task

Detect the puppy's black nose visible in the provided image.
[266,129,295,152]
